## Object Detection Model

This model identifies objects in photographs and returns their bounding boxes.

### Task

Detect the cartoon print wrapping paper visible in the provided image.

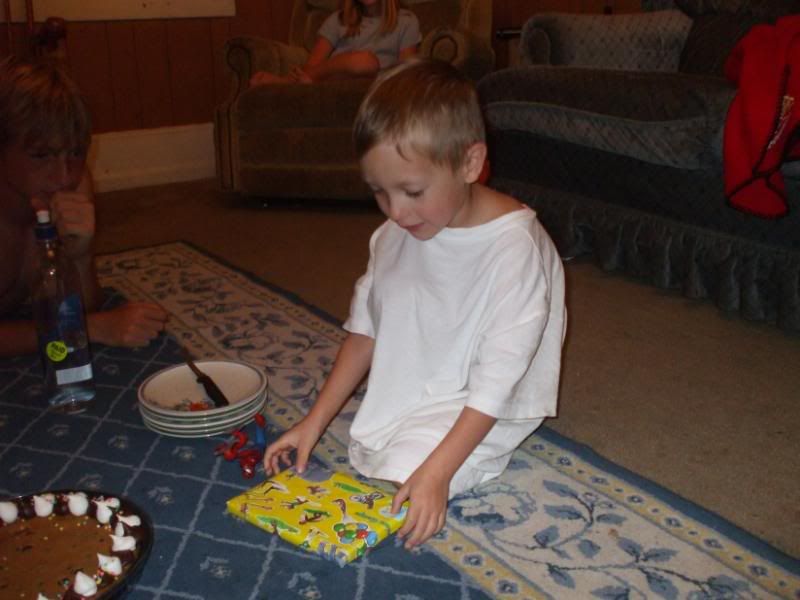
[227,464,408,566]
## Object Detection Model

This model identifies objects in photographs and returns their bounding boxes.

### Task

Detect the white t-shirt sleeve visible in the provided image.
[465,240,560,420]
[342,223,383,338]
[398,12,422,50]
[317,11,343,47]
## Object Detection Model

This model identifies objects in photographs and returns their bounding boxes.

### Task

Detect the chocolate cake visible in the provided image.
[0,491,148,599]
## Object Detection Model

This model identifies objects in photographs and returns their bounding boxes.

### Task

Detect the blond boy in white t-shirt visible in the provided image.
[264,59,566,549]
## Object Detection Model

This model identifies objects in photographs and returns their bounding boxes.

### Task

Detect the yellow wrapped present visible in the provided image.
[227,464,408,566]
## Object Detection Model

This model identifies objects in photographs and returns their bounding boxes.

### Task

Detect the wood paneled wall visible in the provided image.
[1,0,641,134]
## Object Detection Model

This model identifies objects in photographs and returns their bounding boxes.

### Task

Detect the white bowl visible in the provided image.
[140,399,266,438]
[140,395,266,431]
[138,390,264,426]
[138,360,266,418]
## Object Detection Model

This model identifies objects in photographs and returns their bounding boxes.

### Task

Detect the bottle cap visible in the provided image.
[36,209,51,224]
[34,210,57,241]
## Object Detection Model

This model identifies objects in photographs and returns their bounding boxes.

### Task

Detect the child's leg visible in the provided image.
[448,462,497,498]
[375,458,491,498]
[249,70,292,87]
[352,415,542,500]
[304,51,380,82]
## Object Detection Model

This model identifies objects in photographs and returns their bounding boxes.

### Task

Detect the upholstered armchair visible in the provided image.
[214,0,494,201]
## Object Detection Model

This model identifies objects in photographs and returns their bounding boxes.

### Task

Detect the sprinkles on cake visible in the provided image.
[0,491,144,599]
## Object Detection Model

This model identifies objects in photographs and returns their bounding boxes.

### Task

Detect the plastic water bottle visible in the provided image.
[31,209,96,412]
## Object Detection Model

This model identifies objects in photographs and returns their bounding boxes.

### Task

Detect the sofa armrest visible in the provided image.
[520,10,693,72]
[420,27,495,81]
[478,67,735,170]
[224,36,309,97]
[479,67,733,121]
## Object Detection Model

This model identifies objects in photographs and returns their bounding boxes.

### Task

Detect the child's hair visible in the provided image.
[340,0,398,37]
[353,59,486,171]
[0,55,91,153]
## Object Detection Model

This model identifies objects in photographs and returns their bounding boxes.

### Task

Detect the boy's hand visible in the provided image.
[391,463,449,549]
[88,302,168,348]
[48,191,96,261]
[263,418,323,476]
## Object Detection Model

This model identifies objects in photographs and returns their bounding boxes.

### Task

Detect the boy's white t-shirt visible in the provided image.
[343,207,567,490]
[317,9,422,69]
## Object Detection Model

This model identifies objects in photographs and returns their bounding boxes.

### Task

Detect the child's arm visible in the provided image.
[45,169,102,311]
[264,331,374,475]
[304,36,335,70]
[250,36,334,86]
[49,170,169,348]
[391,406,497,549]
[86,304,168,348]
[296,39,380,83]
[0,306,168,357]
[288,37,337,84]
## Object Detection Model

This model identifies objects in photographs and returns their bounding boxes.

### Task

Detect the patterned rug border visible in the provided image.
[532,427,800,574]
[98,241,800,589]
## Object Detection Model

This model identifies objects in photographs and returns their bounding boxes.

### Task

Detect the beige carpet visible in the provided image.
[94,178,800,559]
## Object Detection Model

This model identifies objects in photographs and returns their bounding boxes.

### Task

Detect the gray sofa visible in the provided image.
[478,0,800,332]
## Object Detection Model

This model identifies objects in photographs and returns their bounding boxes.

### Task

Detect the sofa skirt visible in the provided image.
[492,177,800,333]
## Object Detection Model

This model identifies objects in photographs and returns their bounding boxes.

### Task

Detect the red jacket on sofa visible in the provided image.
[724,15,800,218]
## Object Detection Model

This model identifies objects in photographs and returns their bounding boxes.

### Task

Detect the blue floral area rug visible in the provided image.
[3,241,795,600]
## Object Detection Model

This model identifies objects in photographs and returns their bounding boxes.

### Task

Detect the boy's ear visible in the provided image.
[462,142,488,184]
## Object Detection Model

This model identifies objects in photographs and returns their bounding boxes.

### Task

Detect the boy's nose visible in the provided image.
[387,198,409,223]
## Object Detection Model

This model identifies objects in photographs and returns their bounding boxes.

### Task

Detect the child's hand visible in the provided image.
[48,191,95,261]
[391,464,449,549]
[87,302,168,348]
[263,418,323,476]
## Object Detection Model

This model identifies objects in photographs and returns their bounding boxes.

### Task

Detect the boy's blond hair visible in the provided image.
[0,55,91,152]
[340,0,399,37]
[353,59,485,171]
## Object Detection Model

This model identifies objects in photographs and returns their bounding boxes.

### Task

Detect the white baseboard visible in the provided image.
[88,123,215,193]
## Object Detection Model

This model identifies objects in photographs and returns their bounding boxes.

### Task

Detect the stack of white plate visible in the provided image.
[137,359,267,438]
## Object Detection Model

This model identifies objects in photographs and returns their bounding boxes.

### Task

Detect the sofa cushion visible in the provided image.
[238,78,373,129]
[478,67,735,170]
[521,10,692,71]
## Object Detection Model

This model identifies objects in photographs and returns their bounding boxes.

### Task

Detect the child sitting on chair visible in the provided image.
[250,0,420,86]
[0,55,168,357]
[264,59,567,549]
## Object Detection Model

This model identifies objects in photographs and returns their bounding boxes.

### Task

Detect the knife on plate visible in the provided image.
[181,347,229,408]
